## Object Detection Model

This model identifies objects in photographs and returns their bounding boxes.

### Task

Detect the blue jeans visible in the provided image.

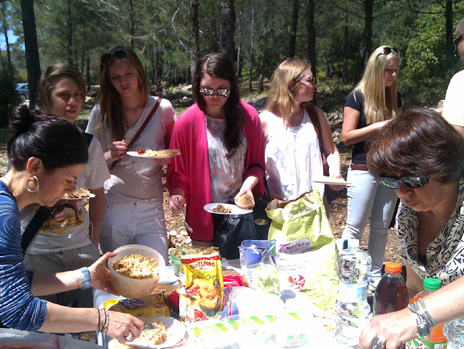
[342,167,398,279]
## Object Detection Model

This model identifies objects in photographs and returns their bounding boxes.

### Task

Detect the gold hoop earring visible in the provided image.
[26,176,40,193]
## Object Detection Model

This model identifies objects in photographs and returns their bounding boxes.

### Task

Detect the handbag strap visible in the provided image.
[22,206,53,253]
[248,163,271,201]
[110,97,162,170]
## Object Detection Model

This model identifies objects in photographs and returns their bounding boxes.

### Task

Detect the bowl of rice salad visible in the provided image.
[109,244,165,299]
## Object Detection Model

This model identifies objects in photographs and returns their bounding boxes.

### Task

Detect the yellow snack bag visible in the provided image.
[104,294,170,317]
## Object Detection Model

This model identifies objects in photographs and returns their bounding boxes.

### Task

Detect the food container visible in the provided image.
[108,244,165,299]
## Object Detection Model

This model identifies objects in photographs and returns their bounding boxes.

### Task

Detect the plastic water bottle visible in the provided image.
[444,318,464,348]
[335,239,372,346]
[373,262,408,315]
[406,278,446,348]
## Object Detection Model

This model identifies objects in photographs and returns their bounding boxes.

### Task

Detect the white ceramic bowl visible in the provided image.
[108,244,165,299]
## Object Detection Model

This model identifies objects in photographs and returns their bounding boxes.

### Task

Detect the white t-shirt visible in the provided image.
[443,70,464,128]
[21,136,110,254]
[260,109,324,200]
[205,115,247,203]
[86,96,176,204]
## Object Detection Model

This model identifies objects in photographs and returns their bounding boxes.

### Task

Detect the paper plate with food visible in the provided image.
[127,148,181,159]
[61,188,95,200]
[124,317,187,348]
[311,175,351,186]
[204,203,252,215]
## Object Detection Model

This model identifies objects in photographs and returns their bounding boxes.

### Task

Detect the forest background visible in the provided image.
[0,0,463,119]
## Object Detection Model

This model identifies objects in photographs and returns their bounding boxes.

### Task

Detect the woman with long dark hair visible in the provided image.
[167,53,265,245]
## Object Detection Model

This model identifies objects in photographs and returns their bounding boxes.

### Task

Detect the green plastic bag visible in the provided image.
[267,190,339,313]
[267,190,333,246]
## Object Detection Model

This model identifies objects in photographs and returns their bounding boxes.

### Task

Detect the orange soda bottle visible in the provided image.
[405,278,447,348]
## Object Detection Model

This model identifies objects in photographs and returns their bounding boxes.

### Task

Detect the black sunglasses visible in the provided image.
[100,49,128,65]
[455,35,463,47]
[299,76,317,84]
[378,175,429,189]
[377,46,398,58]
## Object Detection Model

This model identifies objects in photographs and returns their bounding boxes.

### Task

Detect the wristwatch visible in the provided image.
[408,302,431,339]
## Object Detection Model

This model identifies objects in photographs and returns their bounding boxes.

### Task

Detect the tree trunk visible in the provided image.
[1,2,12,77]
[258,73,263,93]
[356,0,373,80]
[66,0,73,66]
[236,0,243,77]
[306,0,316,75]
[445,0,454,70]
[221,0,235,62]
[129,0,135,48]
[248,0,255,92]
[20,0,41,109]
[189,0,199,83]
[86,51,90,91]
[342,14,349,84]
[288,0,299,59]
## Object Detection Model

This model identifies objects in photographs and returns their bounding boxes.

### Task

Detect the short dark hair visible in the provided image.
[367,108,464,183]
[8,104,88,171]
[193,53,243,154]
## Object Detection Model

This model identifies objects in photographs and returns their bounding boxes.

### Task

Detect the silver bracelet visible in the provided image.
[101,308,110,335]
[418,297,436,328]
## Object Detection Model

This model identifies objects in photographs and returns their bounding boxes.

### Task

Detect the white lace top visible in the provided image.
[260,109,324,200]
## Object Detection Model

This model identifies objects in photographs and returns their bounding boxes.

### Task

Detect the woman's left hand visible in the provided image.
[88,252,119,295]
[328,174,346,192]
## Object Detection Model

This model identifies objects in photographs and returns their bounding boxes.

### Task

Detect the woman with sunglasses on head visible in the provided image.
[358,108,464,348]
[19,64,109,308]
[167,53,265,246]
[0,105,143,344]
[341,45,402,290]
[86,45,176,261]
[260,58,342,204]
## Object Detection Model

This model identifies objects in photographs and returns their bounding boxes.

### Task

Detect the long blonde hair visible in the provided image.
[265,58,311,123]
[98,45,148,141]
[355,46,400,124]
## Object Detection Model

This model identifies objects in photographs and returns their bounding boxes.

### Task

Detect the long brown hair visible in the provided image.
[98,45,148,141]
[194,53,243,155]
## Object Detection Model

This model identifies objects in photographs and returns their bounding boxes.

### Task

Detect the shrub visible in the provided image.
[0,71,20,127]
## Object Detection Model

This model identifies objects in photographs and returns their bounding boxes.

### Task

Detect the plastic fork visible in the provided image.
[176,197,193,234]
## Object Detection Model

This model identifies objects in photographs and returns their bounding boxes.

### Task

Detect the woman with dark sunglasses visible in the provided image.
[341,45,402,290]
[260,58,342,205]
[167,53,265,249]
[85,45,176,262]
[358,108,464,348]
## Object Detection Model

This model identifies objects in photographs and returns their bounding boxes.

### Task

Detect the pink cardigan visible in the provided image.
[167,102,265,241]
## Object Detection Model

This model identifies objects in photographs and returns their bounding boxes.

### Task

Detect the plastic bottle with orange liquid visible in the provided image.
[406,278,447,349]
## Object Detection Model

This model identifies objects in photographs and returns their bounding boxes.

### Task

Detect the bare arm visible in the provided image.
[234,175,259,201]
[342,106,390,146]
[317,107,341,178]
[169,188,186,214]
[89,187,105,246]
[359,275,464,348]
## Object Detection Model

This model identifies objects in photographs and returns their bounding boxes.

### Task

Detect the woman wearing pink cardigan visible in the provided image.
[167,53,265,246]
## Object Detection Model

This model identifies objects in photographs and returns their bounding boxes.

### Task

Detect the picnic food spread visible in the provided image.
[137,148,180,157]
[62,188,90,199]
[212,204,232,213]
[112,254,159,279]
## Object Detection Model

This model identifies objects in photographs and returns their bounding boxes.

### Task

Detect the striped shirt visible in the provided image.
[0,180,47,330]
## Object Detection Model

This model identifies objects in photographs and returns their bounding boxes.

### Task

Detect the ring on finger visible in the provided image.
[371,336,384,349]
[125,331,134,341]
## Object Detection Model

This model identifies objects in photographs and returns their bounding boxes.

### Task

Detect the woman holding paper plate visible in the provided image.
[167,53,266,247]
[86,45,176,261]
[260,58,342,203]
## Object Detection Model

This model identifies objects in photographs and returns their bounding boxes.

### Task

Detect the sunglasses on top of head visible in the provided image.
[377,46,398,58]
[101,49,128,65]
[378,175,429,190]
[200,88,230,98]
[299,76,317,84]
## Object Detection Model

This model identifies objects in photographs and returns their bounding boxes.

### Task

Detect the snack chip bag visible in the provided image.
[104,294,170,317]
[179,249,224,322]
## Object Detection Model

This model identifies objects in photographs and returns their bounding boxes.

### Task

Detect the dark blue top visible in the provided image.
[0,180,47,330]
[345,90,402,164]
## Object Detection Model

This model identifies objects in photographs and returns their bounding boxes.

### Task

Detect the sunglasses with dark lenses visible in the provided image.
[455,35,463,47]
[299,76,317,84]
[378,175,429,189]
[377,46,398,58]
[100,49,128,65]
[200,88,230,98]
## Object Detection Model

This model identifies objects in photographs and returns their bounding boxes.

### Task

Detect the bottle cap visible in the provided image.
[348,239,360,249]
[384,262,402,274]
[423,278,441,291]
